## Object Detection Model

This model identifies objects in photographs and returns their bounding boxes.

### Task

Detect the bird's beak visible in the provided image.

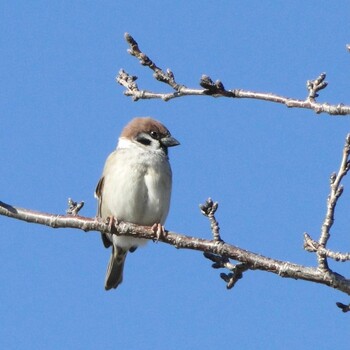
[161,136,180,147]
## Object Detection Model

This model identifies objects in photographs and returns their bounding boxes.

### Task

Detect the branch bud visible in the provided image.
[330,172,337,184]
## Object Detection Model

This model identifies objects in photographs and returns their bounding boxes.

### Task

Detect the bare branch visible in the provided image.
[220,263,250,290]
[204,252,236,270]
[204,251,250,289]
[306,73,328,101]
[315,134,350,270]
[124,33,184,91]
[117,33,350,116]
[304,233,350,262]
[116,70,140,101]
[200,198,251,289]
[117,69,208,102]
[66,198,84,216]
[200,198,222,242]
[1,200,350,296]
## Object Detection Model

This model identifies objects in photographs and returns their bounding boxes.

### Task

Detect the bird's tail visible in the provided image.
[105,244,128,290]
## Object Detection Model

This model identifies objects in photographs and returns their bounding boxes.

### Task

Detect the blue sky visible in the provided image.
[1,1,350,349]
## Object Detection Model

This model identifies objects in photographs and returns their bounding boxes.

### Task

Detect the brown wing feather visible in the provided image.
[95,176,111,248]
[95,176,104,217]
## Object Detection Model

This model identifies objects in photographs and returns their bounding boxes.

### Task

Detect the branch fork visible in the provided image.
[307,134,350,270]
[306,73,328,102]
[66,198,84,216]
[117,33,350,115]
[200,198,251,289]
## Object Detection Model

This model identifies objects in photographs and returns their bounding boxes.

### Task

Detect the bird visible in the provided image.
[95,117,180,290]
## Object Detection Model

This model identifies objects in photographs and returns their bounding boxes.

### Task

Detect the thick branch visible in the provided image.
[117,33,350,116]
[1,200,350,295]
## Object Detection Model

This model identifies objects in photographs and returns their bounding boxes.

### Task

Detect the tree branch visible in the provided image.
[303,134,350,271]
[200,198,251,289]
[200,198,222,242]
[304,233,350,262]
[1,199,350,296]
[66,198,84,216]
[117,33,350,116]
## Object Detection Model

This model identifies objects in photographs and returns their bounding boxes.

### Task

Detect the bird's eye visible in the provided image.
[150,131,158,139]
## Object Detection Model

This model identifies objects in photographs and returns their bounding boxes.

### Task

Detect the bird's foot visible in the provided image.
[151,223,167,241]
[106,216,119,232]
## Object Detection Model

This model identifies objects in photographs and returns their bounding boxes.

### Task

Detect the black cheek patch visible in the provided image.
[161,145,168,156]
[136,136,151,146]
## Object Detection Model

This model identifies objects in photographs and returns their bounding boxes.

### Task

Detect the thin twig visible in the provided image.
[66,198,84,216]
[204,251,250,289]
[116,33,350,115]
[124,33,184,91]
[220,263,250,290]
[304,233,350,262]
[200,198,250,289]
[116,70,140,101]
[306,73,328,101]
[316,134,350,270]
[200,198,222,242]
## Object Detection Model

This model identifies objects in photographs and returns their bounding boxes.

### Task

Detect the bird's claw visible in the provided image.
[106,216,119,232]
[152,223,167,241]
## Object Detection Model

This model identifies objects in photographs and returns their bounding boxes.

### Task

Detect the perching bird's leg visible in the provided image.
[152,223,167,241]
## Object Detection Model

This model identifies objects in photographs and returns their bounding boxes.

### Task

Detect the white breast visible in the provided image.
[100,144,172,249]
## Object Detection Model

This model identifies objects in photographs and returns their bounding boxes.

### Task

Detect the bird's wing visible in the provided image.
[95,176,111,248]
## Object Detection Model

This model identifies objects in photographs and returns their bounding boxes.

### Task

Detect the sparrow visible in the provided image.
[95,117,179,290]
